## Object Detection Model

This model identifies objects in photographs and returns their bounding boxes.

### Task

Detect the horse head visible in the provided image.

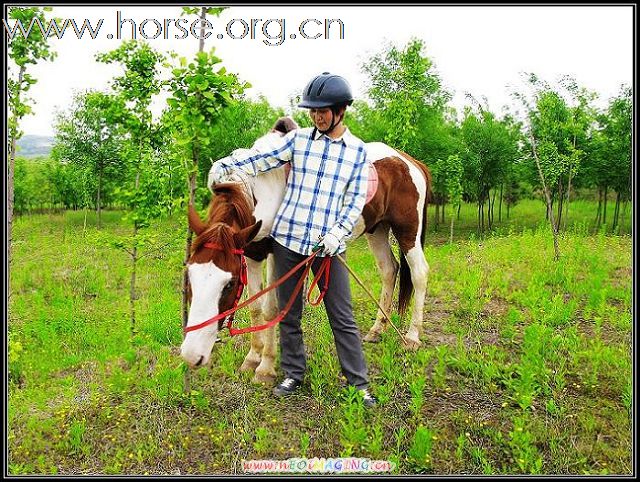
[180,183,261,368]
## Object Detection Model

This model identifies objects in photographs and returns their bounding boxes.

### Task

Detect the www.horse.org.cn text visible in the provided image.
[3,11,346,46]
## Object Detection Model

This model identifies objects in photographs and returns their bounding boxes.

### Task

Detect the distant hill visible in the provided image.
[16,135,54,158]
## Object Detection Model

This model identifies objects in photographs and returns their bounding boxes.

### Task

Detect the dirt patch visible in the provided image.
[482,297,510,319]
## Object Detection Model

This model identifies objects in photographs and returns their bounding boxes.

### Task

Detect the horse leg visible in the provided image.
[239,257,264,373]
[363,224,398,343]
[253,253,278,385]
[402,245,429,351]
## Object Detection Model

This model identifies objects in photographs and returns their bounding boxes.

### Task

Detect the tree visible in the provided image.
[166,8,249,330]
[593,85,632,233]
[52,90,128,227]
[7,6,56,288]
[519,74,593,233]
[559,76,597,230]
[460,106,519,234]
[432,155,464,243]
[96,40,167,331]
[512,74,563,260]
[359,37,456,173]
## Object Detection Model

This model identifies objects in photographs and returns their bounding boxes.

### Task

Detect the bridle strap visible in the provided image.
[184,247,331,336]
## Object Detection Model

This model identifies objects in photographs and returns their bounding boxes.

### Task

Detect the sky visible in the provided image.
[6,5,634,137]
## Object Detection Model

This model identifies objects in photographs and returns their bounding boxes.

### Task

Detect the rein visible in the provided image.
[184,245,331,337]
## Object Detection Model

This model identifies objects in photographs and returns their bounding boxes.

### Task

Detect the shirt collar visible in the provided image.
[312,126,357,147]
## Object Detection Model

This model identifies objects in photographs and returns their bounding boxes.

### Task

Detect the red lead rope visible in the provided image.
[183,246,331,336]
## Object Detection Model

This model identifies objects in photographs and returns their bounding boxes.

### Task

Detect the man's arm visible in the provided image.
[209,131,296,188]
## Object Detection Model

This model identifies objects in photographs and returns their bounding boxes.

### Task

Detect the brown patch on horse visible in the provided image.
[362,156,420,253]
[271,116,298,135]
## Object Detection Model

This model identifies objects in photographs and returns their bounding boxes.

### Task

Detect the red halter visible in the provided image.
[184,244,331,336]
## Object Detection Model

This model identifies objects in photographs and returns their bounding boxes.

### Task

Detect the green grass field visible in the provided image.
[8,199,632,475]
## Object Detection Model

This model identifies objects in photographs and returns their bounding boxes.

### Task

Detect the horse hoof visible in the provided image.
[402,337,421,351]
[364,332,381,343]
[253,371,276,386]
[240,359,260,373]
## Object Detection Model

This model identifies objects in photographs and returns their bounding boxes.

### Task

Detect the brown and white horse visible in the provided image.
[181,118,432,384]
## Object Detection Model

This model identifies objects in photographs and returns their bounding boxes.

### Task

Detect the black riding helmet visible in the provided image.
[299,72,353,134]
[298,72,354,108]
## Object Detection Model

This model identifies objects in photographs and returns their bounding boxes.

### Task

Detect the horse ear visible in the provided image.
[188,204,207,235]
[233,220,262,248]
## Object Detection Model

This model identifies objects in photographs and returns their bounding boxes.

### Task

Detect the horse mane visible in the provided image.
[192,222,237,255]
[191,183,254,254]
[206,183,254,228]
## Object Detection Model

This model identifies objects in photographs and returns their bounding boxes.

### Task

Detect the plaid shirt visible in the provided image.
[216,127,369,255]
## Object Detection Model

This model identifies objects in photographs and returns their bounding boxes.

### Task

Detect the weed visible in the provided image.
[407,425,435,472]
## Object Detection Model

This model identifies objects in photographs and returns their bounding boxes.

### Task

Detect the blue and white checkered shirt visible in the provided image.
[215,127,369,255]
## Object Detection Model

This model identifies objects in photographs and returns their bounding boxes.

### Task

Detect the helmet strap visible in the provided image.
[318,106,344,135]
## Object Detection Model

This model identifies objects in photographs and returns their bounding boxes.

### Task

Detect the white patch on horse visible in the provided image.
[180,262,232,367]
[365,142,404,162]
[404,157,427,249]
[237,132,289,240]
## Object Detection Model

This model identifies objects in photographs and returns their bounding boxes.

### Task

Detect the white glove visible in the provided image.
[321,231,342,257]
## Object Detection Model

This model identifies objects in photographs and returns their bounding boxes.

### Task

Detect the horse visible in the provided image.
[181,118,432,384]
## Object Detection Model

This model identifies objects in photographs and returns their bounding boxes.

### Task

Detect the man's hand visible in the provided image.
[321,231,342,257]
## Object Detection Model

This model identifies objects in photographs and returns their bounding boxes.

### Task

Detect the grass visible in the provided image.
[8,199,633,475]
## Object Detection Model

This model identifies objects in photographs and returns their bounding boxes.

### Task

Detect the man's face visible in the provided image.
[309,107,344,132]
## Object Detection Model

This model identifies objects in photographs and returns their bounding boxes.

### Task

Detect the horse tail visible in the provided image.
[398,254,412,316]
[397,158,431,317]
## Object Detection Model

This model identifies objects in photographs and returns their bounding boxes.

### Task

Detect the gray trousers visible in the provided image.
[272,240,369,390]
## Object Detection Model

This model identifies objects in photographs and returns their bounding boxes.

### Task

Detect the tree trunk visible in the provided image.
[434,201,440,232]
[130,232,138,334]
[530,132,561,261]
[499,183,503,223]
[486,192,491,230]
[457,203,461,221]
[612,191,621,232]
[198,7,206,52]
[8,129,17,301]
[490,189,497,229]
[556,179,564,233]
[97,169,103,229]
[449,206,455,244]
[183,144,199,330]
[130,169,141,334]
[564,170,573,232]
[182,8,208,394]
[595,188,602,227]
[8,65,26,301]
[619,200,629,235]
[603,185,608,226]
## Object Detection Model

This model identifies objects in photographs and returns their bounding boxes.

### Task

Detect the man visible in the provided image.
[209,72,377,408]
